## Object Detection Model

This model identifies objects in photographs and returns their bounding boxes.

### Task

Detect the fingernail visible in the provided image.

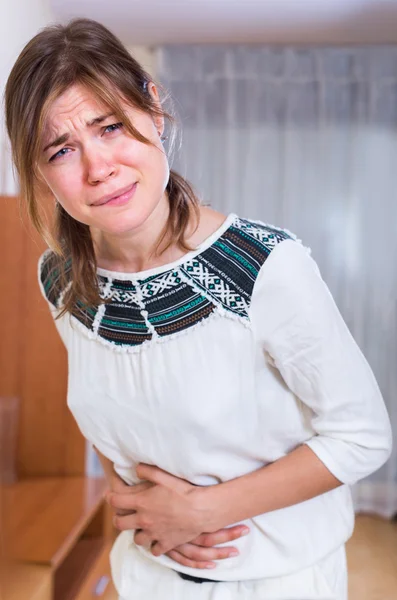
[241,528,250,536]
[230,551,239,557]
[205,564,216,569]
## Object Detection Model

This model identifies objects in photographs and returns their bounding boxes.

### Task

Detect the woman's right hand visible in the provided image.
[107,471,249,570]
[165,525,249,570]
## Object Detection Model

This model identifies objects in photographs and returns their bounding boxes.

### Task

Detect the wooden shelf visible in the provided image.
[3,476,107,566]
[1,476,114,600]
[0,562,52,600]
[54,538,111,600]
[0,196,116,599]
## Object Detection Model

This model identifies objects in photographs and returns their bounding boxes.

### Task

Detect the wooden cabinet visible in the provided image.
[0,195,85,478]
[0,194,119,599]
[1,477,118,600]
[0,562,52,600]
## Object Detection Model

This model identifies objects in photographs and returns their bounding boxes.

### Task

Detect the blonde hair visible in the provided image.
[5,18,200,317]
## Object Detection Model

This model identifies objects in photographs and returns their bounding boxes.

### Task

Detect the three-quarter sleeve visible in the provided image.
[249,238,392,485]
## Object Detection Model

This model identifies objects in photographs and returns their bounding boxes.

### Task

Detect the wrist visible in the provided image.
[190,483,226,532]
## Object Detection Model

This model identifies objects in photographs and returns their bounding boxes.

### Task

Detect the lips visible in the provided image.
[92,183,136,206]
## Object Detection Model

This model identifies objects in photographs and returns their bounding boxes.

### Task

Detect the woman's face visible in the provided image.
[37,83,169,236]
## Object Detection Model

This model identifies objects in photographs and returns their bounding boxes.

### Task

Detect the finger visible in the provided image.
[111,507,134,517]
[121,481,154,494]
[192,525,250,547]
[134,529,152,547]
[108,483,152,510]
[104,478,127,496]
[166,549,216,570]
[173,542,239,562]
[104,475,130,498]
[111,475,130,493]
[150,541,165,557]
[113,513,139,531]
[106,481,152,506]
[106,503,136,517]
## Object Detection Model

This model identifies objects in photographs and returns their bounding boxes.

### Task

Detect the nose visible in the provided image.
[84,146,116,185]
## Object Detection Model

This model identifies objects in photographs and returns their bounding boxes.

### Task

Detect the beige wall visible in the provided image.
[127,46,158,79]
[0,0,54,195]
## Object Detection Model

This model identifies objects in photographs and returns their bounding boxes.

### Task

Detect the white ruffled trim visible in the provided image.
[134,281,158,339]
[57,281,72,309]
[37,249,54,303]
[92,303,106,335]
[93,278,114,334]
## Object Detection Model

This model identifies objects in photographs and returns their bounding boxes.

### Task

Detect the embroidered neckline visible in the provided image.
[39,216,295,351]
[96,212,237,281]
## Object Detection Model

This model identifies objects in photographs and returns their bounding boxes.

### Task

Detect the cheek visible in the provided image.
[44,169,86,220]
[53,173,82,206]
[121,137,169,185]
[138,145,169,189]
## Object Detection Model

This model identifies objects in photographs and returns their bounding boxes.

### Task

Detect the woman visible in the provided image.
[5,18,392,600]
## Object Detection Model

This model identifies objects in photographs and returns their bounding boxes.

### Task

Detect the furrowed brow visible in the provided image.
[43,112,116,152]
[43,133,69,153]
[86,111,115,127]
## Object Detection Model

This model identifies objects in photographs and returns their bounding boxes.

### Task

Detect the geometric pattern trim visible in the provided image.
[39,216,293,348]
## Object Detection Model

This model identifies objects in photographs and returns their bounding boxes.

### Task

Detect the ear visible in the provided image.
[147,81,164,137]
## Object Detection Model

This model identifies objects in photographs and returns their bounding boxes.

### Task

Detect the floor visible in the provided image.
[346,515,397,600]
[103,515,397,599]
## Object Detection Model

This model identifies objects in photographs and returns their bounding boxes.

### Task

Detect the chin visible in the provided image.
[96,210,156,236]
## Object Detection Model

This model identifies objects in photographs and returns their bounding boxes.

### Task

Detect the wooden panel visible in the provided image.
[55,539,112,600]
[0,196,85,476]
[74,540,113,600]
[19,214,84,476]
[0,197,25,397]
[0,561,52,600]
[3,477,107,565]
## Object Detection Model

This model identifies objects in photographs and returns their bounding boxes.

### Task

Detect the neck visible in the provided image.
[92,193,173,274]
[92,193,203,274]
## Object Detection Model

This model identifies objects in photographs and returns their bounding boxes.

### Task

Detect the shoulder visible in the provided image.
[216,215,302,289]
[228,215,299,259]
[225,217,319,318]
[248,229,329,348]
[184,215,301,319]
[38,249,72,308]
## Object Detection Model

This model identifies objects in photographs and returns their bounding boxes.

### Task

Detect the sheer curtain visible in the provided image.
[158,46,397,518]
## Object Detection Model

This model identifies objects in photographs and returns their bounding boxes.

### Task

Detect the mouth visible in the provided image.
[91,183,137,207]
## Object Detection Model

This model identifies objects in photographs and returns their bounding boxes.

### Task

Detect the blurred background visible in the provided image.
[1,1,397,599]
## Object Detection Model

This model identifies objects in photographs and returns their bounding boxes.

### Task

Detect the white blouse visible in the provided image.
[38,213,392,583]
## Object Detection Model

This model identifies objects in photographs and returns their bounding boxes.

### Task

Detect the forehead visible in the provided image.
[43,84,110,131]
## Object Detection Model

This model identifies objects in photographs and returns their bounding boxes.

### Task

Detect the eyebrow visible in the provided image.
[43,111,115,152]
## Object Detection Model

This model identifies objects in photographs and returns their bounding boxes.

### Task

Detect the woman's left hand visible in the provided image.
[107,463,215,556]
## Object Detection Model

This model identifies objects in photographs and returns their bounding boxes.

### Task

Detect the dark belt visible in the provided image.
[176,571,222,584]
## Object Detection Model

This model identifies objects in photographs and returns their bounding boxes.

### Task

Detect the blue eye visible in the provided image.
[49,147,69,162]
[48,123,124,162]
[104,122,123,133]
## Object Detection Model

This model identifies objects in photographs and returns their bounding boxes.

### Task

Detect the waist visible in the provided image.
[135,485,354,581]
